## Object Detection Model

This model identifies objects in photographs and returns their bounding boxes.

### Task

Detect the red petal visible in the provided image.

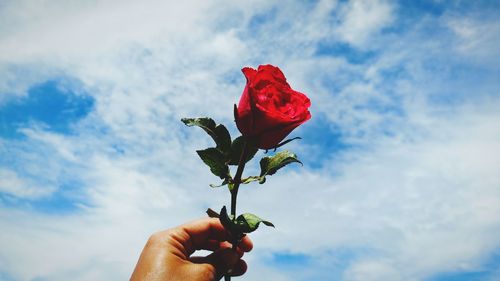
[242,67,257,82]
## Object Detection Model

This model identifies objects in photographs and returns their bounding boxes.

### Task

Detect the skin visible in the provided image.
[130,218,253,281]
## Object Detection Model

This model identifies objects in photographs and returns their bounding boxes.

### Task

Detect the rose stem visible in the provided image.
[226,139,250,281]
[231,139,249,218]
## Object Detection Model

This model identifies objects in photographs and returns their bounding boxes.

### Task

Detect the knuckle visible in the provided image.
[147,231,166,246]
[195,263,216,280]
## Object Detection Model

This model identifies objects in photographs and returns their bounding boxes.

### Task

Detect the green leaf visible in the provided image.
[206,208,220,218]
[259,151,302,181]
[228,136,258,165]
[181,118,231,154]
[214,124,231,154]
[219,206,234,231]
[240,176,262,184]
[236,213,274,233]
[237,152,303,185]
[209,179,229,188]
[219,207,274,235]
[197,148,230,179]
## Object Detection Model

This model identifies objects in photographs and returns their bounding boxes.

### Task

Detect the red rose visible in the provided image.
[235,64,311,149]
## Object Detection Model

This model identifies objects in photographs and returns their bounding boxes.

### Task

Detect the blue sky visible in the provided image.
[1,0,500,280]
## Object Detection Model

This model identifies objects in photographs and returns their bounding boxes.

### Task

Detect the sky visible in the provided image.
[0,0,500,280]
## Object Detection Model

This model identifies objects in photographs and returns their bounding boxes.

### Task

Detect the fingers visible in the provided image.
[195,239,253,257]
[172,217,253,256]
[238,235,253,252]
[190,248,248,279]
[173,217,231,256]
[230,259,248,277]
[201,240,224,252]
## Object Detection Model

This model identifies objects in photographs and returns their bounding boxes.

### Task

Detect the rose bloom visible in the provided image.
[235,64,311,149]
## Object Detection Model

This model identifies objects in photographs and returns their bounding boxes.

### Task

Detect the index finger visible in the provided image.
[173,217,253,256]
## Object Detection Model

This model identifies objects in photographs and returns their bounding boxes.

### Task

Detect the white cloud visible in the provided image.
[0,168,54,198]
[241,103,500,281]
[335,0,395,47]
[343,260,401,281]
[2,102,500,281]
[446,16,500,66]
[0,0,213,62]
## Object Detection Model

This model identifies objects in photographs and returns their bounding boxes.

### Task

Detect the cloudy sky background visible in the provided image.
[1,0,500,280]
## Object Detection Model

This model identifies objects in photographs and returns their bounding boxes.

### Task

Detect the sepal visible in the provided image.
[266,137,302,153]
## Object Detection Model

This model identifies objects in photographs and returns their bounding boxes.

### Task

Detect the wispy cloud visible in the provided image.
[335,0,395,47]
[0,168,55,199]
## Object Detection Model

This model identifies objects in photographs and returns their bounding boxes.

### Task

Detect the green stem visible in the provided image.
[225,139,250,281]
[231,140,249,215]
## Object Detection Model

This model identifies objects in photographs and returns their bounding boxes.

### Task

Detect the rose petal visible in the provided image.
[235,64,311,149]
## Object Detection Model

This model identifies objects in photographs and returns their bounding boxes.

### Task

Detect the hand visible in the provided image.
[130,217,253,281]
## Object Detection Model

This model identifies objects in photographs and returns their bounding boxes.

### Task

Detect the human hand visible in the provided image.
[130,217,253,281]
